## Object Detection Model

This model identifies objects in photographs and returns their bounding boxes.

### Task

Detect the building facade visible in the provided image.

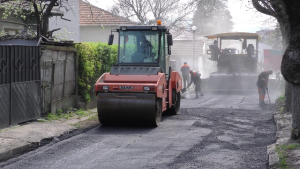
[79,1,135,43]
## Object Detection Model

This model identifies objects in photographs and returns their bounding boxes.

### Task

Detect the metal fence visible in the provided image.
[0,45,41,129]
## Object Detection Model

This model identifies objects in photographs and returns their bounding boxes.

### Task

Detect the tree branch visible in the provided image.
[269,0,288,22]
[252,0,276,17]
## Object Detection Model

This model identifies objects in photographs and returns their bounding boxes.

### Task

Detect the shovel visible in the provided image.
[181,85,191,93]
[181,88,187,93]
[266,88,271,104]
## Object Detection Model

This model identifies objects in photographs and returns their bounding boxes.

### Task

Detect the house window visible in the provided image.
[4,28,19,35]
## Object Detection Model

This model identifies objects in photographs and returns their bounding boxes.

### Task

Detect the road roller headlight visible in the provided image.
[144,86,154,91]
[103,86,109,92]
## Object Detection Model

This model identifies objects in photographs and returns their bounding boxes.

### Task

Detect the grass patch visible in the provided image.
[88,115,98,120]
[45,109,94,121]
[279,107,286,123]
[37,119,47,122]
[276,95,286,114]
[71,115,98,129]
[74,109,89,118]
[278,95,286,102]
[276,143,300,169]
[71,122,83,128]
[280,107,284,113]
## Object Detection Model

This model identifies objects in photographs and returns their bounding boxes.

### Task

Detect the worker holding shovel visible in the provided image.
[186,70,204,99]
[256,70,273,106]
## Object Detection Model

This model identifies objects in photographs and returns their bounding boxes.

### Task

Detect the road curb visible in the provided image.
[267,109,292,168]
[267,143,279,168]
[0,114,99,163]
[0,143,31,163]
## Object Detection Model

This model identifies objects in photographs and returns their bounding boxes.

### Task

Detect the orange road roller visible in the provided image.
[94,21,182,127]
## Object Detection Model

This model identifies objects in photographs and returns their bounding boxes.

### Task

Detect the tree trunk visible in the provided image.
[278,21,293,113]
[280,4,300,85]
[41,17,49,36]
[285,81,292,112]
[40,0,57,36]
[291,85,300,139]
[280,2,300,140]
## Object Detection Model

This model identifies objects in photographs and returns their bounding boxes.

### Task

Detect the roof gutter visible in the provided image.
[0,20,37,26]
[80,24,136,27]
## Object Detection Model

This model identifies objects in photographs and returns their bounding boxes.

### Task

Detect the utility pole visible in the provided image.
[192,26,197,70]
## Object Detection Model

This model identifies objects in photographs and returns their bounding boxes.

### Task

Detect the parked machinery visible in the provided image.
[94,21,182,127]
[206,32,259,91]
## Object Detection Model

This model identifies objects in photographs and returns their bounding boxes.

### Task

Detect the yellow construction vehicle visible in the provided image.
[205,32,260,92]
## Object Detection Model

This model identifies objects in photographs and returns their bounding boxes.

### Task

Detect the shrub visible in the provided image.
[76,42,118,103]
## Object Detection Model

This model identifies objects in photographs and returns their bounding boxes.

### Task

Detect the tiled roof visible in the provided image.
[171,30,204,41]
[79,1,135,26]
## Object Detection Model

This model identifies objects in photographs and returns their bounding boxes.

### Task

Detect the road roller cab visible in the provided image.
[94,21,182,127]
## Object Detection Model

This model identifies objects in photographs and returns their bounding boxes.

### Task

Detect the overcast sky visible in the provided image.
[87,0,275,33]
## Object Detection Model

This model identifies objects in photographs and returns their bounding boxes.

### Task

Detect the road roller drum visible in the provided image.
[97,93,161,126]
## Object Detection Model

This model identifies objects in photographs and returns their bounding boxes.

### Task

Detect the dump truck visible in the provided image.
[94,21,182,127]
[205,32,260,92]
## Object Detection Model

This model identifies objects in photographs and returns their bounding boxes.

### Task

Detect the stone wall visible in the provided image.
[40,45,78,114]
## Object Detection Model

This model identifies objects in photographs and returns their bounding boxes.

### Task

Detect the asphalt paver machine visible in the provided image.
[94,21,182,127]
[206,32,260,92]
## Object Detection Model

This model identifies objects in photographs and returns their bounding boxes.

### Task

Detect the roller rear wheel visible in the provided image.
[151,99,162,127]
[167,90,181,115]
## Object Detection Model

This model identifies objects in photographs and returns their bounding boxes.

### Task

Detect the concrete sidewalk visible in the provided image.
[0,109,99,162]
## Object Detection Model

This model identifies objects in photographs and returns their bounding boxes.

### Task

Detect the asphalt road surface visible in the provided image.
[1,92,278,169]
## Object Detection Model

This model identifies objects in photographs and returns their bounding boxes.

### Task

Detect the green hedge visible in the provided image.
[76,42,118,102]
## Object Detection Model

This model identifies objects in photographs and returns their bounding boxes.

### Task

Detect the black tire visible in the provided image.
[167,90,181,115]
[97,101,110,125]
[151,99,162,127]
[98,111,110,125]
[175,92,181,114]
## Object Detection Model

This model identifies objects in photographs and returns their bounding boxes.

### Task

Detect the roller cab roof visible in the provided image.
[205,32,259,39]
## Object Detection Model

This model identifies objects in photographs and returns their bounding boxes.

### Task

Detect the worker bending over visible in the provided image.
[188,70,204,99]
[180,61,190,88]
[256,70,273,106]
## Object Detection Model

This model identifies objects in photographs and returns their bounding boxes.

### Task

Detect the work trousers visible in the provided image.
[258,87,266,104]
[182,76,189,89]
[195,80,201,96]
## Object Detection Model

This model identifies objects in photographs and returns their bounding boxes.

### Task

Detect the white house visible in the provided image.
[79,0,135,43]
[1,0,134,44]
[170,29,216,78]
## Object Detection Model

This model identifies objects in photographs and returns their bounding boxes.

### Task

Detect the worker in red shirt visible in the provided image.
[256,70,273,105]
[180,61,190,89]
[188,70,204,99]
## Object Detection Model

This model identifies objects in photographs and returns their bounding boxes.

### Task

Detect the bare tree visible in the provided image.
[111,0,149,24]
[0,0,90,37]
[111,0,201,28]
[251,0,300,139]
[192,0,233,35]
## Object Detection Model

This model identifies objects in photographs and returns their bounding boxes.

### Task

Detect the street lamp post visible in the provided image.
[192,26,197,70]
